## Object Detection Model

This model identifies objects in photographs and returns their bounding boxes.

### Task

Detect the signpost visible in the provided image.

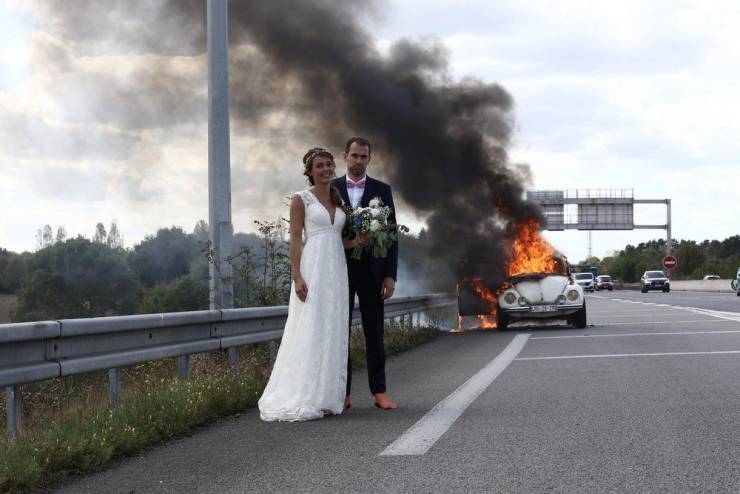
[663,255,677,271]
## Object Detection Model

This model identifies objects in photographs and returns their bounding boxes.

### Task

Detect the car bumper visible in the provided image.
[502,304,583,320]
[643,283,669,290]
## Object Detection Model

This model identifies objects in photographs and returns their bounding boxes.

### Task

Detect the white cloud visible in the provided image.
[1,0,739,262]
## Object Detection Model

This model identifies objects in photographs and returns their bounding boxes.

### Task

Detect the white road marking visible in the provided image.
[592,314,702,319]
[380,334,530,457]
[588,310,674,315]
[597,320,739,326]
[530,328,740,340]
[591,296,740,322]
[516,350,740,361]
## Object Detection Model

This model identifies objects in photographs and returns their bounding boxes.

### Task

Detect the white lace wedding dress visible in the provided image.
[258,190,349,421]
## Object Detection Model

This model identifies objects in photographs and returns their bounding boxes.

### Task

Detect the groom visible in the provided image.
[333,137,398,411]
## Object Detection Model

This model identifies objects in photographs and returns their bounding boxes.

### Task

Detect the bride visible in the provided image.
[258,147,366,421]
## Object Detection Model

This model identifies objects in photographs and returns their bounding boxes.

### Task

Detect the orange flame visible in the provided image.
[470,277,499,329]
[508,219,557,276]
[456,220,559,332]
[477,315,496,329]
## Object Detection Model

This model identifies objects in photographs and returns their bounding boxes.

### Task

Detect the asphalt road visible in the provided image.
[55,291,740,493]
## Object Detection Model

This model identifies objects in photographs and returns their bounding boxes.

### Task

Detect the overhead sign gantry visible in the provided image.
[526,189,673,256]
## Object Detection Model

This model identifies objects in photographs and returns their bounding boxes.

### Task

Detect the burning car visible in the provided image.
[458,256,587,330]
[456,221,587,331]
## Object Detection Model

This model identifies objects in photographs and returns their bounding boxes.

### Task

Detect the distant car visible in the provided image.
[595,275,614,291]
[703,274,720,280]
[733,268,740,296]
[573,272,595,292]
[497,271,587,330]
[641,270,670,293]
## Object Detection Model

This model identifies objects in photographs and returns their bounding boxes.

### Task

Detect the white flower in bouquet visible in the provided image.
[347,196,409,260]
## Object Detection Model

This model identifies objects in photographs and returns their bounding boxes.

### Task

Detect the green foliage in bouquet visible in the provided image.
[348,197,408,260]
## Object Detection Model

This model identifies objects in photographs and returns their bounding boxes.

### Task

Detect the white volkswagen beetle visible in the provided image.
[497,267,587,330]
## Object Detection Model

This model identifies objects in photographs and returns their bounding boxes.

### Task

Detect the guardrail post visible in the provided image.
[400,314,406,330]
[178,355,190,380]
[5,385,21,437]
[108,368,121,406]
[228,346,239,371]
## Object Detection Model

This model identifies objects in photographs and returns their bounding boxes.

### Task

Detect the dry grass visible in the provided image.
[0,295,17,324]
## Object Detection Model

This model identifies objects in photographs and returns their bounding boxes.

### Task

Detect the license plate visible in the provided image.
[530,305,557,313]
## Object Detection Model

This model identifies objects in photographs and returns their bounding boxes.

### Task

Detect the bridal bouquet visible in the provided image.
[348,197,408,260]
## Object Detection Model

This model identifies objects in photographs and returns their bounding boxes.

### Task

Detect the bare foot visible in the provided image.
[344,396,352,411]
[373,393,397,410]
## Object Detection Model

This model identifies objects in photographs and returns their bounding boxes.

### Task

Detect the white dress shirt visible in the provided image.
[347,176,366,208]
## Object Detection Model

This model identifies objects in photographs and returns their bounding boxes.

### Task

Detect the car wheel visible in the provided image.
[608,287,613,291]
[496,310,508,331]
[573,302,587,329]
[663,286,670,293]
[641,288,647,293]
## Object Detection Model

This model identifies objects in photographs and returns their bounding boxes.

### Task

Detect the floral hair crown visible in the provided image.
[302,147,333,166]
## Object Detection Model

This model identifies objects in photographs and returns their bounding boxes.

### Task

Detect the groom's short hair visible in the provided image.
[344,136,372,156]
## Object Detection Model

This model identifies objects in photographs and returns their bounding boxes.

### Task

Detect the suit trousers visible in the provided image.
[346,257,386,395]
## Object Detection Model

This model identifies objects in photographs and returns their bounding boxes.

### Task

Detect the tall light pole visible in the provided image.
[207,0,234,310]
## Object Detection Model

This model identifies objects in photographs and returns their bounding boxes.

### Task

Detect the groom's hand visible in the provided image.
[381,277,395,300]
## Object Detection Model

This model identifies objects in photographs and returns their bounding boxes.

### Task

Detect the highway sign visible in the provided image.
[663,255,678,270]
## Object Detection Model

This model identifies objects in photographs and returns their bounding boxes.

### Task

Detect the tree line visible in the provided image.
[7,223,732,322]
[582,236,740,282]
[0,220,294,322]
[0,221,451,323]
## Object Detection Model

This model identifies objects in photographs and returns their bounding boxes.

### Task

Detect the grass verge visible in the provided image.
[0,321,443,493]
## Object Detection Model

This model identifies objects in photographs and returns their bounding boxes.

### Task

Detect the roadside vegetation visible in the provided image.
[0,221,449,322]
[578,236,740,282]
[0,220,450,492]
[0,317,444,493]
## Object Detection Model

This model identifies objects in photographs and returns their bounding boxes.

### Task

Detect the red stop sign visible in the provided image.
[663,255,678,270]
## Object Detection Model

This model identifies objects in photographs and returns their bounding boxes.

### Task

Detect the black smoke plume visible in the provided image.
[36,0,544,292]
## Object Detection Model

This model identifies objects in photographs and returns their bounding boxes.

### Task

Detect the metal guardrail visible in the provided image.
[1,294,455,436]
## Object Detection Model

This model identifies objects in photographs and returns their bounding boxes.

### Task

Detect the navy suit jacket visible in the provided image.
[332,175,399,282]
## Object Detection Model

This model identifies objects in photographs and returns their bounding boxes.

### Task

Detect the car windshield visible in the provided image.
[646,271,665,278]
[575,273,593,280]
[598,276,611,282]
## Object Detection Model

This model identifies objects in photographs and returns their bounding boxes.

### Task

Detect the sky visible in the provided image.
[1,0,739,262]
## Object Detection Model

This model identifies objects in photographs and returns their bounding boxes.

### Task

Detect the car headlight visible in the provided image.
[557,295,566,304]
[566,289,580,301]
[503,291,517,304]
[518,296,528,306]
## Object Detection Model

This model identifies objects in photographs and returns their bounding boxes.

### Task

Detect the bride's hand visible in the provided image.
[355,234,368,247]
[294,278,308,302]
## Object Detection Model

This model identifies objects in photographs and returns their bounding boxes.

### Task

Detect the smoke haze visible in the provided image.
[26,0,543,290]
